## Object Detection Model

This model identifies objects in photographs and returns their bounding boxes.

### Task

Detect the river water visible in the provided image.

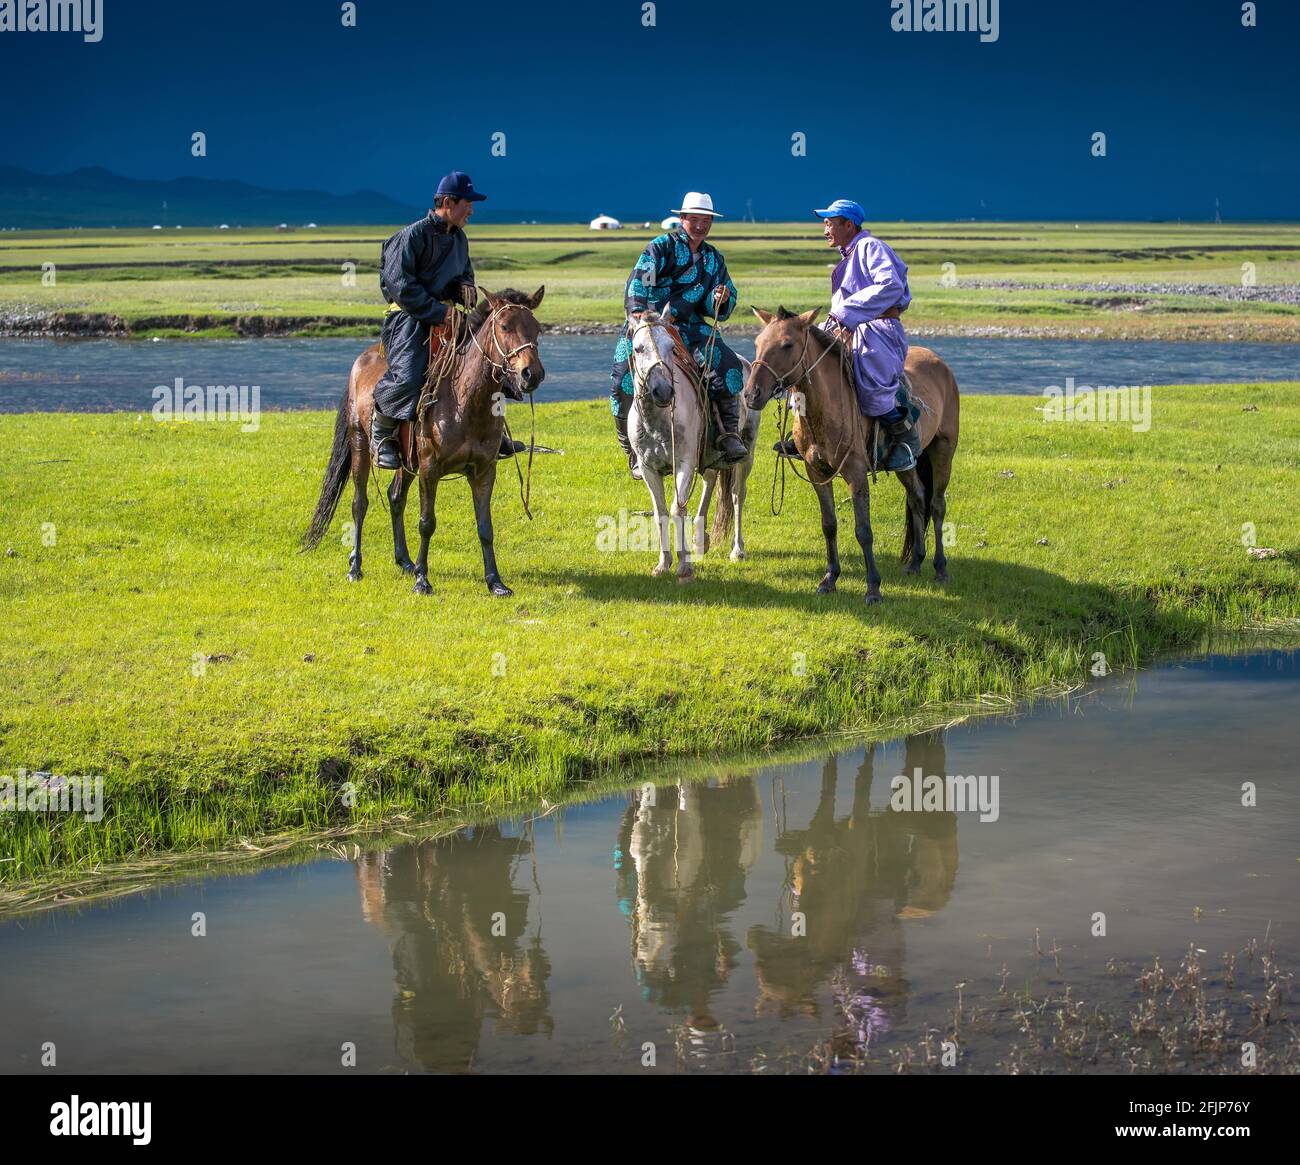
[1,648,1296,1074]
[0,335,1295,412]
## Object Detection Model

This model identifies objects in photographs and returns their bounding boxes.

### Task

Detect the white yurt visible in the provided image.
[661,215,682,231]
[589,214,622,230]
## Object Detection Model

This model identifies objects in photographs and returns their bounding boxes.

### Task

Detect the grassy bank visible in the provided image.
[1,382,1299,887]
[3,221,1298,340]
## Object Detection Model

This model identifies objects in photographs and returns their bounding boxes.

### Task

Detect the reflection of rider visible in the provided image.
[613,778,762,1032]
[747,732,958,1049]
[354,826,554,1071]
[610,192,748,480]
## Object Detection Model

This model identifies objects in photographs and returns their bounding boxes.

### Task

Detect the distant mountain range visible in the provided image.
[0,166,427,229]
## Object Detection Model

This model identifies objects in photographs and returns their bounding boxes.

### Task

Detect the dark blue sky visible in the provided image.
[3,0,1297,220]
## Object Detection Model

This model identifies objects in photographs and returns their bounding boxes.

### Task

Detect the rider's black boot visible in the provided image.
[880,414,921,472]
[614,412,642,480]
[498,433,526,459]
[713,392,748,463]
[370,411,402,470]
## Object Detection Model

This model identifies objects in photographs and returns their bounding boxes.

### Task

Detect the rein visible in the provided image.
[627,317,709,519]
[376,299,540,520]
[468,301,540,521]
[757,325,863,515]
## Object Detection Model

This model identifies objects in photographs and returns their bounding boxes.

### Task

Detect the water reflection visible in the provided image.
[614,777,762,1052]
[352,731,960,1070]
[748,732,957,1056]
[355,826,554,1071]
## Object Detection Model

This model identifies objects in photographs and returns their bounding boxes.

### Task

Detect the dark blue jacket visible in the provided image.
[379,212,474,325]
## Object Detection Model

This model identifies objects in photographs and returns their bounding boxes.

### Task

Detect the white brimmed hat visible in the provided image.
[673,191,723,217]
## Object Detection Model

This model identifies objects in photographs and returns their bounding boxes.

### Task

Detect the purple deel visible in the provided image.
[822,229,911,416]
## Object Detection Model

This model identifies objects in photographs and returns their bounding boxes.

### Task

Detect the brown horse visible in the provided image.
[744,307,959,603]
[303,286,546,597]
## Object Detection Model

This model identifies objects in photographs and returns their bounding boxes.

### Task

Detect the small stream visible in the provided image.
[1,648,1295,1074]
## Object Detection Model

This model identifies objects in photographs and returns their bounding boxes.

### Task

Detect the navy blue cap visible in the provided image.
[436,171,487,202]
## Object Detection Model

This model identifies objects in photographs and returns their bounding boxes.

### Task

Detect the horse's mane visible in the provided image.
[467,287,533,332]
[775,305,854,382]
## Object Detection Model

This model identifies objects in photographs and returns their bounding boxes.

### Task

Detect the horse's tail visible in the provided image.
[710,466,735,548]
[302,383,353,550]
[901,447,934,565]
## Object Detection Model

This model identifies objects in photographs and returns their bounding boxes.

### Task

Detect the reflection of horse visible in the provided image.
[304,288,546,597]
[745,308,960,601]
[747,732,958,1040]
[614,779,762,1031]
[624,312,759,579]
[354,826,553,1071]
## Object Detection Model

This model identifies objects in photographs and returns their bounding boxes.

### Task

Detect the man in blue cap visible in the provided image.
[775,199,919,471]
[371,171,523,468]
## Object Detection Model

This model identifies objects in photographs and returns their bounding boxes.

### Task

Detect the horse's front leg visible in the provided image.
[730,457,751,562]
[694,469,715,557]
[413,470,438,595]
[389,469,416,574]
[849,469,882,604]
[469,463,511,596]
[642,469,673,578]
[812,479,840,594]
[672,455,697,583]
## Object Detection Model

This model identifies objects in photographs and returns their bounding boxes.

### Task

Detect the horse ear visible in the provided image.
[799,307,821,326]
[477,285,495,307]
[752,307,774,325]
[776,306,793,320]
[527,285,545,310]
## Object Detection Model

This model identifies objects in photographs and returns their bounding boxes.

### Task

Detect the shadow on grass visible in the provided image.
[528,556,1203,650]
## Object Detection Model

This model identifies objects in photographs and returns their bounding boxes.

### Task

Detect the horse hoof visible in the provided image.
[935,569,950,584]
[414,577,432,595]
[651,564,670,578]
[347,569,362,583]
[903,564,920,576]
[677,572,696,585]
[865,589,883,605]
[488,581,513,597]
[395,559,416,575]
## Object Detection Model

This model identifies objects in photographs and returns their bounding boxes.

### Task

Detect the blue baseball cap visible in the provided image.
[436,171,487,202]
[813,199,864,226]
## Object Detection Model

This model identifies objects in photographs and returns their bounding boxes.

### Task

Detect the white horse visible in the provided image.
[625,311,758,581]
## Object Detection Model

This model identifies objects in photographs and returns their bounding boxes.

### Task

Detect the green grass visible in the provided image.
[1,382,1299,889]
[3,221,1298,339]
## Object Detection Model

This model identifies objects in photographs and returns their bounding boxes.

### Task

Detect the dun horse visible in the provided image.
[303,287,546,597]
[625,310,759,581]
[745,307,959,603]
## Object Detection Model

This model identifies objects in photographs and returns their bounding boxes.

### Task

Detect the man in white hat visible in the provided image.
[610,192,748,477]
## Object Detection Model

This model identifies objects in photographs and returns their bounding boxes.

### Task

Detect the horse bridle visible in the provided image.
[749,323,839,398]
[468,301,539,381]
[626,317,675,407]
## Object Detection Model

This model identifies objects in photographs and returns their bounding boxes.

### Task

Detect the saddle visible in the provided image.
[395,320,454,472]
